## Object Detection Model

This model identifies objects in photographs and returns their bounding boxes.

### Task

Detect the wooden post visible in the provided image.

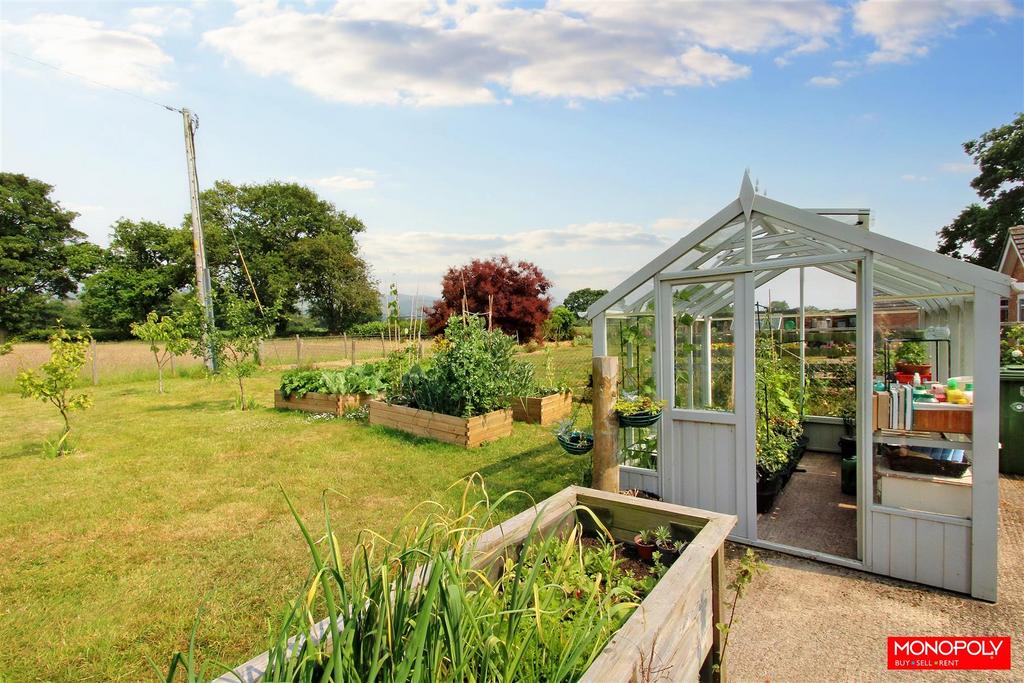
[170,353,176,376]
[295,334,302,366]
[91,339,98,386]
[380,330,386,357]
[350,339,356,366]
[592,355,620,492]
[257,340,264,367]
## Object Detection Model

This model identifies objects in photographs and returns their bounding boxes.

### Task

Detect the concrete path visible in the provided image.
[727,475,1023,682]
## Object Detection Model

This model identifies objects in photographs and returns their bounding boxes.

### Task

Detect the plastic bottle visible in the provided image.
[913,372,922,387]
[946,377,967,405]
[964,382,974,404]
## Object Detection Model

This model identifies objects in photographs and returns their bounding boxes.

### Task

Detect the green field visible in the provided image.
[0,367,593,681]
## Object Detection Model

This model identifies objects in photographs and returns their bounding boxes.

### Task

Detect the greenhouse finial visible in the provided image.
[739,170,755,219]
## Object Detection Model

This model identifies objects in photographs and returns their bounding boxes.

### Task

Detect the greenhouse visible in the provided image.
[587,172,1008,601]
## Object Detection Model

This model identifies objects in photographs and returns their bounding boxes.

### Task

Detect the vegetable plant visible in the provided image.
[755,332,803,478]
[16,325,93,456]
[894,340,928,366]
[279,363,387,399]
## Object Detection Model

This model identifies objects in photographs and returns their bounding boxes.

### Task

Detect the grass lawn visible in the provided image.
[0,371,592,681]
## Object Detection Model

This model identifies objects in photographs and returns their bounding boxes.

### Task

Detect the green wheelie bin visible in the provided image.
[999,365,1024,475]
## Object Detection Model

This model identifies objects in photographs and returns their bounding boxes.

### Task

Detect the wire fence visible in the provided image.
[0,334,597,394]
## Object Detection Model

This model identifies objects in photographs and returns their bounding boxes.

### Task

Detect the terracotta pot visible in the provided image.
[895,362,931,376]
[633,535,656,563]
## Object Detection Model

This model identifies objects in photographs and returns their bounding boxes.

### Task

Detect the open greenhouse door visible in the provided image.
[750,265,864,562]
[657,273,756,541]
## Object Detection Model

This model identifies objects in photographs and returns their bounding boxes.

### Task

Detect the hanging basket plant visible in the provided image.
[615,394,666,427]
[557,430,594,455]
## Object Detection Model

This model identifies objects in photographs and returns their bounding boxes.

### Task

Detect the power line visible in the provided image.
[3,49,183,114]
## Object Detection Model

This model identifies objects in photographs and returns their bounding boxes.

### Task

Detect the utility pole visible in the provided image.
[182,108,217,371]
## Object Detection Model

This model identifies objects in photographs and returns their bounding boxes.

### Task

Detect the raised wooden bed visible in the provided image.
[511,391,573,425]
[273,390,370,416]
[368,400,512,447]
[214,486,736,683]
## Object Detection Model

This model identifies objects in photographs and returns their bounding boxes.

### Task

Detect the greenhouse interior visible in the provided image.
[588,173,1008,601]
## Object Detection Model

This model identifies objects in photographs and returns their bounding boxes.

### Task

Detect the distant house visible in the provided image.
[997,225,1024,322]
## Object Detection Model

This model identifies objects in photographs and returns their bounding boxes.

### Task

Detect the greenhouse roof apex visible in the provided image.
[586,174,1012,320]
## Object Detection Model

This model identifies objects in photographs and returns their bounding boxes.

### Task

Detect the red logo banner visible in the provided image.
[888,636,1011,670]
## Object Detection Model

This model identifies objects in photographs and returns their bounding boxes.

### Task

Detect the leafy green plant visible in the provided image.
[623,428,658,469]
[614,393,665,416]
[390,314,534,417]
[755,333,803,477]
[1001,323,1024,365]
[16,325,93,456]
[130,310,192,393]
[279,364,387,399]
[894,340,928,366]
[166,478,657,681]
[544,305,576,341]
[636,528,656,545]
[652,525,672,547]
[713,549,768,675]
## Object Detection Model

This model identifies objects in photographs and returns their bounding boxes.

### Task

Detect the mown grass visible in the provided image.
[0,371,593,681]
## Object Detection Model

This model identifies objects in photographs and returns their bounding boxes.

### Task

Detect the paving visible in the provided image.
[726,475,1024,682]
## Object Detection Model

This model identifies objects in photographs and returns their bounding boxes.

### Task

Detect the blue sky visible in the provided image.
[2,0,1022,303]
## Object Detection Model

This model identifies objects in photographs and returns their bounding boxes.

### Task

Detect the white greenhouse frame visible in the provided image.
[588,173,1009,601]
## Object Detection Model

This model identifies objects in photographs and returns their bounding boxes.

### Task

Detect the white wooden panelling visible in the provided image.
[870,508,973,594]
[971,291,999,601]
[619,466,660,496]
[663,420,741,534]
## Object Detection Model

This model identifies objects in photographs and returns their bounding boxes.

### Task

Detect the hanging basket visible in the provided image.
[617,410,663,428]
[557,431,594,455]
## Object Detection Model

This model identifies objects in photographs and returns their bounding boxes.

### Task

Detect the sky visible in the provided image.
[1,0,1022,307]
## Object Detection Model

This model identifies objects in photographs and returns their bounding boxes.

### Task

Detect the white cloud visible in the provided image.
[361,219,686,297]
[128,6,193,37]
[853,0,1016,64]
[900,173,929,182]
[314,174,376,191]
[939,161,976,174]
[652,217,701,233]
[2,14,173,92]
[808,75,841,87]
[203,0,841,106]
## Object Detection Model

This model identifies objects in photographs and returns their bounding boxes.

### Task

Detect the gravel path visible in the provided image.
[726,475,1023,682]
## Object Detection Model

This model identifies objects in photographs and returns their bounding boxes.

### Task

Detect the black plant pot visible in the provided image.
[557,431,594,455]
[756,474,782,513]
[617,410,663,428]
[838,435,857,458]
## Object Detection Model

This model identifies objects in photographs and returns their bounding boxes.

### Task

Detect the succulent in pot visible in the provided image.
[634,528,656,563]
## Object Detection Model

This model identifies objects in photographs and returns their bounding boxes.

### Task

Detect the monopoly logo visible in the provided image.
[888,636,1011,670]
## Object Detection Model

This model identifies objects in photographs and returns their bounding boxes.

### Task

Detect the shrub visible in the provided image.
[389,314,533,417]
[544,305,576,341]
[894,340,928,366]
[130,310,192,393]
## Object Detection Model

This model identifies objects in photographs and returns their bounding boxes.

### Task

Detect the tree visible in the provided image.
[545,305,577,341]
[937,113,1024,267]
[424,256,552,341]
[190,294,274,410]
[193,180,372,332]
[0,173,102,336]
[563,288,608,318]
[289,233,380,332]
[16,325,93,456]
[130,310,193,393]
[80,219,191,334]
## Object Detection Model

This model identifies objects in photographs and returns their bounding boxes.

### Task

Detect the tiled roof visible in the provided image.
[1010,225,1024,257]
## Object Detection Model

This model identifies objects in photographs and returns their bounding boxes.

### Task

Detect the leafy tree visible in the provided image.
[425,256,552,341]
[545,305,577,341]
[0,173,102,336]
[16,325,93,456]
[563,288,608,318]
[130,310,193,393]
[80,219,191,334]
[193,180,373,332]
[289,233,380,332]
[189,294,274,410]
[937,113,1024,267]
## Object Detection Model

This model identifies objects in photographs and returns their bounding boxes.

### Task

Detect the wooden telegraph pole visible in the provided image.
[592,356,620,491]
[182,108,217,371]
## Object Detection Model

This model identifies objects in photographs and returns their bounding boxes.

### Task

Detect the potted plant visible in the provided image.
[615,393,666,427]
[894,340,931,376]
[633,528,656,562]
[554,416,594,455]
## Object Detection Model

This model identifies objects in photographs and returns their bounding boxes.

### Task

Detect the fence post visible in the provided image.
[91,339,99,386]
[350,339,356,366]
[257,339,264,367]
[592,355,619,492]
[170,353,176,376]
[295,334,302,366]
[380,331,386,357]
